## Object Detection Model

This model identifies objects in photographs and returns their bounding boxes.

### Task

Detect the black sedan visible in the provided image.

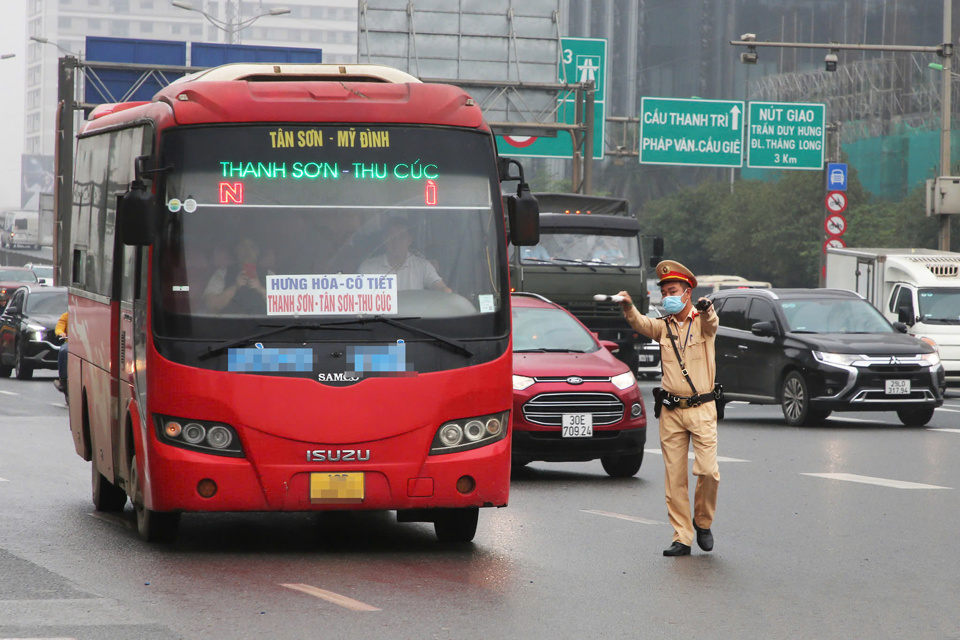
[0,285,67,380]
[711,288,945,427]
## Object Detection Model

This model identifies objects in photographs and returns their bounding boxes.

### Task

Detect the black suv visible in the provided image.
[711,288,945,427]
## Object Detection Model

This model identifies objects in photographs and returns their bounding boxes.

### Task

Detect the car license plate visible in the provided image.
[885,379,911,395]
[562,413,593,437]
[638,354,657,363]
[310,472,364,503]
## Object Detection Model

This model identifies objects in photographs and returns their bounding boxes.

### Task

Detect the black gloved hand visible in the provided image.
[695,298,712,312]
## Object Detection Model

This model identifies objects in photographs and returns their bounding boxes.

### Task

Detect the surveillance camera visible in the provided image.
[741,49,758,64]
[824,51,838,72]
[740,33,757,42]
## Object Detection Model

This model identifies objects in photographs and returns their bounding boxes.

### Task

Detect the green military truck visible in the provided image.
[509,192,661,373]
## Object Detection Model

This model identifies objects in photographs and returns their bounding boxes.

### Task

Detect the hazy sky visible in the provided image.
[0,1,27,211]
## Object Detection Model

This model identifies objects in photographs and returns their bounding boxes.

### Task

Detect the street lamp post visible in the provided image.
[731,0,955,251]
[171,1,291,45]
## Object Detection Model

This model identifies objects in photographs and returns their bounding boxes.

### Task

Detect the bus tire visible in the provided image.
[0,362,11,377]
[92,463,127,512]
[129,453,180,543]
[433,507,479,543]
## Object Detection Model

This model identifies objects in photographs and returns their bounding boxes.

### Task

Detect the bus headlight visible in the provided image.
[156,415,244,458]
[430,411,509,455]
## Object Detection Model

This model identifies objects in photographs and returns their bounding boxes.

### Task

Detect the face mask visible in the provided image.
[662,293,687,315]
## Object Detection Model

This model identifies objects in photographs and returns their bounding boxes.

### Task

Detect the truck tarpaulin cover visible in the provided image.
[533,193,630,217]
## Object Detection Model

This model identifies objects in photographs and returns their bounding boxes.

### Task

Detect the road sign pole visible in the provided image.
[584,82,595,194]
[571,87,583,192]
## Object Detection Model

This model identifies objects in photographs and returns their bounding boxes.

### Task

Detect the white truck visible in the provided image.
[825,247,960,383]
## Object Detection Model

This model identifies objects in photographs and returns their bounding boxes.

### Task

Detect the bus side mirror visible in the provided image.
[119,179,158,246]
[649,235,664,267]
[507,182,540,246]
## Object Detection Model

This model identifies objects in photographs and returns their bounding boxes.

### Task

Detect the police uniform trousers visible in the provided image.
[659,399,720,546]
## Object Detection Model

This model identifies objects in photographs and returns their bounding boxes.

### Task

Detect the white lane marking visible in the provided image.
[0,478,8,482]
[928,428,960,434]
[280,583,380,612]
[934,407,960,413]
[88,512,135,530]
[0,390,18,395]
[582,509,666,525]
[802,473,951,490]
[644,448,749,463]
[827,416,884,423]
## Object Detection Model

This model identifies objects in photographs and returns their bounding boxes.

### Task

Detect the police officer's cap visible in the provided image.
[655,260,698,289]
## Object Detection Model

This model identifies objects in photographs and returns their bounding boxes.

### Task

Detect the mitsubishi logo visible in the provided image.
[888,356,902,365]
[566,376,584,385]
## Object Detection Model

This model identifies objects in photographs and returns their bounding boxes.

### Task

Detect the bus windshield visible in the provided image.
[155,125,505,340]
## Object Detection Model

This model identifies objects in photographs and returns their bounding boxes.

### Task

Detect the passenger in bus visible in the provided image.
[359,217,452,292]
[203,237,274,313]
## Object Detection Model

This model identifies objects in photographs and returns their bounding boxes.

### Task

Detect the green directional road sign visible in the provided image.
[639,97,745,167]
[747,102,825,170]
[495,37,606,159]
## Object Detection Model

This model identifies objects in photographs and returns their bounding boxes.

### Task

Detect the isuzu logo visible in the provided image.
[566,376,584,385]
[306,449,370,462]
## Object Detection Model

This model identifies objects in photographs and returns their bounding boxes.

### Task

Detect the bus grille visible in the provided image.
[522,392,625,426]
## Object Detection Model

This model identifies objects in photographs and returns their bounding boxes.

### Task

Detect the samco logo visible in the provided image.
[318,372,362,382]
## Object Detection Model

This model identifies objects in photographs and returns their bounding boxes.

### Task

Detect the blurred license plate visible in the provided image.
[310,472,364,503]
[885,379,911,395]
[562,414,593,437]
[638,354,657,363]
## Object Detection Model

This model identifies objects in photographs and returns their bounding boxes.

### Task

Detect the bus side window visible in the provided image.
[72,249,84,287]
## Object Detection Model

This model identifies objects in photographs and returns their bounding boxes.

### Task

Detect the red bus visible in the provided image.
[64,63,538,542]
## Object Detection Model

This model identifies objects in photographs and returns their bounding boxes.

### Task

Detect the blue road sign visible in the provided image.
[827,163,848,191]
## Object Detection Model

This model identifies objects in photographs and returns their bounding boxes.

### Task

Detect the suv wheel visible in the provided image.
[896,406,935,427]
[781,371,829,426]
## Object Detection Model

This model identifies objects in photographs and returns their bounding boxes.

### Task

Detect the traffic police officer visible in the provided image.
[616,260,720,556]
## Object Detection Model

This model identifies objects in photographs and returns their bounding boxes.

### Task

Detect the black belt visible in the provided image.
[663,392,716,409]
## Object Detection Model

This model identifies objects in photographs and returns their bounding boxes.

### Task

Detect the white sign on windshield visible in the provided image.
[265,273,398,316]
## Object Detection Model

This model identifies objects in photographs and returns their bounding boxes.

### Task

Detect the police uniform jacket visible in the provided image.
[625,305,718,397]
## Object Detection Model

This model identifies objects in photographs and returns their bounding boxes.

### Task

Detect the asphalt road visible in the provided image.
[1,374,959,639]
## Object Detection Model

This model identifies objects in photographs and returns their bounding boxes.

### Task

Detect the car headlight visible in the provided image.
[430,411,509,455]
[611,371,637,390]
[513,375,535,391]
[813,351,861,367]
[156,415,244,457]
[920,350,941,367]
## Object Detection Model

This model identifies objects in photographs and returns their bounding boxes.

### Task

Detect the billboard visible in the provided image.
[85,37,188,104]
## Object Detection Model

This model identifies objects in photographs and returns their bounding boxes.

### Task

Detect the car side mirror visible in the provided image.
[892,321,909,334]
[751,321,778,337]
[600,339,620,353]
[897,306,915,326]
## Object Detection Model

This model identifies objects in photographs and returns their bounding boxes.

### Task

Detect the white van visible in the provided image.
[692,275,772,300]
[9,212,39,249]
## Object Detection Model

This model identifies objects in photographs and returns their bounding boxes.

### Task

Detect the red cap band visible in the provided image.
[659,271,693,286]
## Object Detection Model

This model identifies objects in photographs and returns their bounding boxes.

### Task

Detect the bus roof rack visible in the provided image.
[171,63,421,86]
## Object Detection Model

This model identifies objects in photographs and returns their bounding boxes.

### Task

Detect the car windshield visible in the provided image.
[0,269,37,283]
[30,266,53,278]
[155,125,506,342]
[511,231,641,267]
[918,288,960,325]
[780,298,893,333]
[26,290,67,314]
[512,306,599,352]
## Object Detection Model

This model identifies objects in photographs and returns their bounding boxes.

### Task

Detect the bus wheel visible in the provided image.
[0,361,11,377]
[434,507,479,543]
[129,453,180,543]
[601,452,644,478]
[92,463,127,512]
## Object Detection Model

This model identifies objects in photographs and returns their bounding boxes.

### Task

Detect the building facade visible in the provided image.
[24,0,358,160]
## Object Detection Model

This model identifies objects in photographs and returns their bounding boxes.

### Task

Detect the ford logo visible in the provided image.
[566,376,584,385]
